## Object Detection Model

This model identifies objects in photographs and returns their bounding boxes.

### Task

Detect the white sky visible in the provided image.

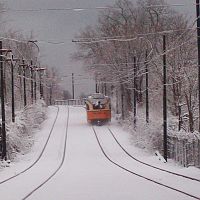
[2,0,196,97]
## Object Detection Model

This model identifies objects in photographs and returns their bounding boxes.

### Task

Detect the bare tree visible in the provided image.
[73,0,197,133]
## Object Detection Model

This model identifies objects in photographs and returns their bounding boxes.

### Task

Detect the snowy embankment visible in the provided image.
[115,108,163,152]
[116,107,199,149]
[1,100,47,167]
[114,106,200,168]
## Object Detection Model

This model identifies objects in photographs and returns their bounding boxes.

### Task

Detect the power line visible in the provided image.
[72,27,196,43]
[0,24,197,46]
[1,3,197,13]
[77,33,196,71]
[1,6,120,13]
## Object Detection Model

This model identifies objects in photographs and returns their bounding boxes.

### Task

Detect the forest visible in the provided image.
[73,0,200,167]
[0,2,63,163]
[0,0,199,168]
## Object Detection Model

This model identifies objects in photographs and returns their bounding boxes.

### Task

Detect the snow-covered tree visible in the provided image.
[73,0,198,155]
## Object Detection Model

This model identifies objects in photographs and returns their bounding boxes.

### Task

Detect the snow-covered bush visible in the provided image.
[118,107,163,153]
[6,99,47,160]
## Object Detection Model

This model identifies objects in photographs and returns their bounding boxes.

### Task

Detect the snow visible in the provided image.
[5,100,47,161]
[0,106,200,200]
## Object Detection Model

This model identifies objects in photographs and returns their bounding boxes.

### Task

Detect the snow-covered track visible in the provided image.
[92,126,200,200]
[107,126,200,182]
[21,106,70,200]
[0,106,60,185]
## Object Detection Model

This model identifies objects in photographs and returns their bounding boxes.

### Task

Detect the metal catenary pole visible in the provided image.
[10,55,19,122]
[95,78,98,93]
[18,62,23,107]
[34,66,37,102]
[145,50,149,124]
[37,67,45,99]
[30,60,34,104]
[121,92,124,120]
[104,82,107,96]
[133,56,137,128]
[39,68,42,99]
[49,82,53,105]
[11,58,15,122]
[41,71,44,99]
[5,55,18,123]
[196,0,200,133]
[21,60,27,107]
[72,73,75,99]
[163,35,168,162]
[0,41,7,160]
[178,105,182,131]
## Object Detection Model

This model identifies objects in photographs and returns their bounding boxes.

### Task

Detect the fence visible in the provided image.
[168,134,200,168]
[54,99,85,106]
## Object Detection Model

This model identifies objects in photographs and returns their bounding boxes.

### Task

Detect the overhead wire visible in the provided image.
[0,4,195,45]
[71,14,198,82]
[73,27,196,43]
[1,2,197,13]
[91,33,197,94]
[0,2,198,95]
[86,13,198,81]
[85,33,196,82]
[0,13,198,46]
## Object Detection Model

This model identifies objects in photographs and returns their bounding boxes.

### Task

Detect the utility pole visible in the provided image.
[116,89,119,114]
[18,63,23,107]
[95,75,98,93]
[163,35,168,162]
[0,41,11,160]
[37,67,46,99]
[20,60,27,107]
[27,40,40,102]
[49,82,53,105]
[11,56,15,122]
[145,50,149,124]
[104,82,107,96]
[39,68,42,99]
[6,55,19,123]
[178,105,182,131]
[196,0,200,133]
[23,61,27,107]
[0,41,6,159]
[121,92,124,120]
[34,66,37,102]
[95,83,98,93]
[30,60,34,104]
[72,73,75,99]
[133,56,137,128]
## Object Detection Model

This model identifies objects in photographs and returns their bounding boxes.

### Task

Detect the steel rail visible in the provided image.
[22,105,70,200]
[107,127,200,182]
[92,126,200,200]
[0,106,60,185]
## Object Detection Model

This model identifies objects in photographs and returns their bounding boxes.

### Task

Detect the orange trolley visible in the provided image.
[85,93,111,125]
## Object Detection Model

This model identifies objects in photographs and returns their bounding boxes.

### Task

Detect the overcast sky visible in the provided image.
[2,0,195,97]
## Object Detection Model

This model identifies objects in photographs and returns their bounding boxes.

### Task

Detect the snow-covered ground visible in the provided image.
[0,106,200,200]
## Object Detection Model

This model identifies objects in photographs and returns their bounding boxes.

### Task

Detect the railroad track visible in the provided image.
[92,126,200,200]
[0,105,69,200]
[21,105,69,199]
[0,106,60,185]
[107,126,200,182]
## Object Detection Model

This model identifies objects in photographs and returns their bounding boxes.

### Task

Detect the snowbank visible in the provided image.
[2,100,47,165]
[115,106,200,168]
[116,108,163,153]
